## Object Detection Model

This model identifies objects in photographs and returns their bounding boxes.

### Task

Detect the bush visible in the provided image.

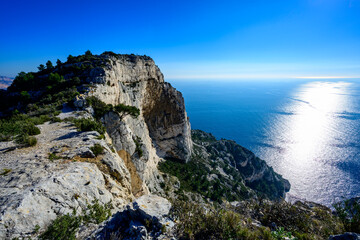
[83,199,112,224]
[40,200,112,240]
[170,200,272,240]
[48,153,62,161]
[86,96,113,120]
[243,200,344,239]
[114,104,140,118]
[86,96,140,119]
[39,211,81,240]
[333,198,360,233]
[22,122,41,135]
[90,144,104,157]
[20,91,31,103]
[114,104,140,117]
[15,133,37,147]
[133,137,143,157]
[73,118,105,135]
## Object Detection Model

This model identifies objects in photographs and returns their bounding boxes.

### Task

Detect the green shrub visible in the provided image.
[333,198,360,233]
[46,60,54,70]
[48,153,62,161]
[86,96,113,120]
[86,96,140,119]
[242,200,344,239]
[83,199,112,224]
[114,104,140,118]
[170,200,272,240]
[39,211,81,240]
[133,137,143,157]
[271,227,295,240]
[159,157,231,203]
[51,117,62,123]
[22,122,41,135]
[15,134,37,147]
[20,91,31,103]
[40,200,112,240]
[73,118,105,135]
[90,144,104,157]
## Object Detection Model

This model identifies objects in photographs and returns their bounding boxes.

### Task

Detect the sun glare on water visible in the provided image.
[262,81,355,204]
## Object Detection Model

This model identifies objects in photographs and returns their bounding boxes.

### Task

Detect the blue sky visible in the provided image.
[0,0,359,79]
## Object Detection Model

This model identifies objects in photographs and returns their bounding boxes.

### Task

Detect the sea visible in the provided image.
[169,78,360,207]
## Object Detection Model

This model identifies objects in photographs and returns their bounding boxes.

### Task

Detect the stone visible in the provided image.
[87,194,175,240]
[0,121,133,239]
[328,233,360,240]
[74,94,87,109]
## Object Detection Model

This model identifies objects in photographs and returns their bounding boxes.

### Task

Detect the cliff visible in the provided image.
[0,51,295,239]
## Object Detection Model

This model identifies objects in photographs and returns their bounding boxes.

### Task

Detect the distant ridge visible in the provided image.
[0,76,14,89]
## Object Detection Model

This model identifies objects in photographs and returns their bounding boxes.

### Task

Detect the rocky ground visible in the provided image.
[0,114,133,239]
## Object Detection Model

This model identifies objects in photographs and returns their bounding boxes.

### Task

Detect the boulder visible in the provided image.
[89,194,175,240]
[329,233,360,240]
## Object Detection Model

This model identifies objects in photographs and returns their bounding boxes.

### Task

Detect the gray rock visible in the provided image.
[88,194,175,240]
[328,233,360,240]
[0,120,133,239]
[74,94,87,109]
[87,55,193,194]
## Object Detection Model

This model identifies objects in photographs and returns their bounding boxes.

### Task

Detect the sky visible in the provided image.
[0,0,360,79]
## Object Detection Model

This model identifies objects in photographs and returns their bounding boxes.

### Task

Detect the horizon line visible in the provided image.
[166,75,360,80]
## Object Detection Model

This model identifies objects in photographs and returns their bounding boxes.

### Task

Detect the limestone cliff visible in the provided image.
[0,52,293,239]
[87,54,192,161]
[87,54,192,192]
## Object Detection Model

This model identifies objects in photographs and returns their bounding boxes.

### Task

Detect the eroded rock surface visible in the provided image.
[0,120,132,239]
[88,194,175,240]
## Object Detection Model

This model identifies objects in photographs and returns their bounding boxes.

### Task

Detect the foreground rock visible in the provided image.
[329,233,360,240]
[190,130,290,200]
[0,120,132,239]
[89,194,175,240]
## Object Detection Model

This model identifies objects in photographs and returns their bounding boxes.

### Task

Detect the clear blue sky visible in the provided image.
[1,0,359,79]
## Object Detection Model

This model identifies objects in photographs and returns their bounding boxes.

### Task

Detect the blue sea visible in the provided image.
[170,78,360,206]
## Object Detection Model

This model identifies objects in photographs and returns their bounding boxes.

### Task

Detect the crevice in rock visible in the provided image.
[117,150,143,197]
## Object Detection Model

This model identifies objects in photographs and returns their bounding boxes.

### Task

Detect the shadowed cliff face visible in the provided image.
[87,55,192,192]
[143,80,192,162]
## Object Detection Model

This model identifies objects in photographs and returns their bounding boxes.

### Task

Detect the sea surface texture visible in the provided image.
[170,79,360,206]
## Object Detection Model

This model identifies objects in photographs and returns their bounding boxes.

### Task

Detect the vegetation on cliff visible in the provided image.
[159,129,289,203]
[0,51,140,145]
[169,198,347,240]
[1,51,359,240]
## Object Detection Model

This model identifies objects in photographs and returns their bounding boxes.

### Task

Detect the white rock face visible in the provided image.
[0,121,133,239]
[87,55,192,192]
[88,194,175,240]
[0,54,192,239]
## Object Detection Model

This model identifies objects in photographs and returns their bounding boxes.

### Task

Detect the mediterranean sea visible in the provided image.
[170,78,360,206]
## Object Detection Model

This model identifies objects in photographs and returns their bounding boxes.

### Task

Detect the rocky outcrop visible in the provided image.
[89,194,175,240]
[0,52,296,239]
[88,55,192,161]
[328,233,360,240]
[0,117,133,239]
[191,129,290,200]
[85,54,192,193]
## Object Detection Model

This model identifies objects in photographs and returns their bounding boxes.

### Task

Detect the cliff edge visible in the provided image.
[0,51,292,239]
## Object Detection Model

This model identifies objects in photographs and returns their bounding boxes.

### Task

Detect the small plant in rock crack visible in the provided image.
[90,144,104,157]
[133,136,143,157]
[48,152,62,161]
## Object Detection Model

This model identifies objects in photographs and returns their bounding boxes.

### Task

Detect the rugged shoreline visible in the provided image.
[0,51,358,239]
